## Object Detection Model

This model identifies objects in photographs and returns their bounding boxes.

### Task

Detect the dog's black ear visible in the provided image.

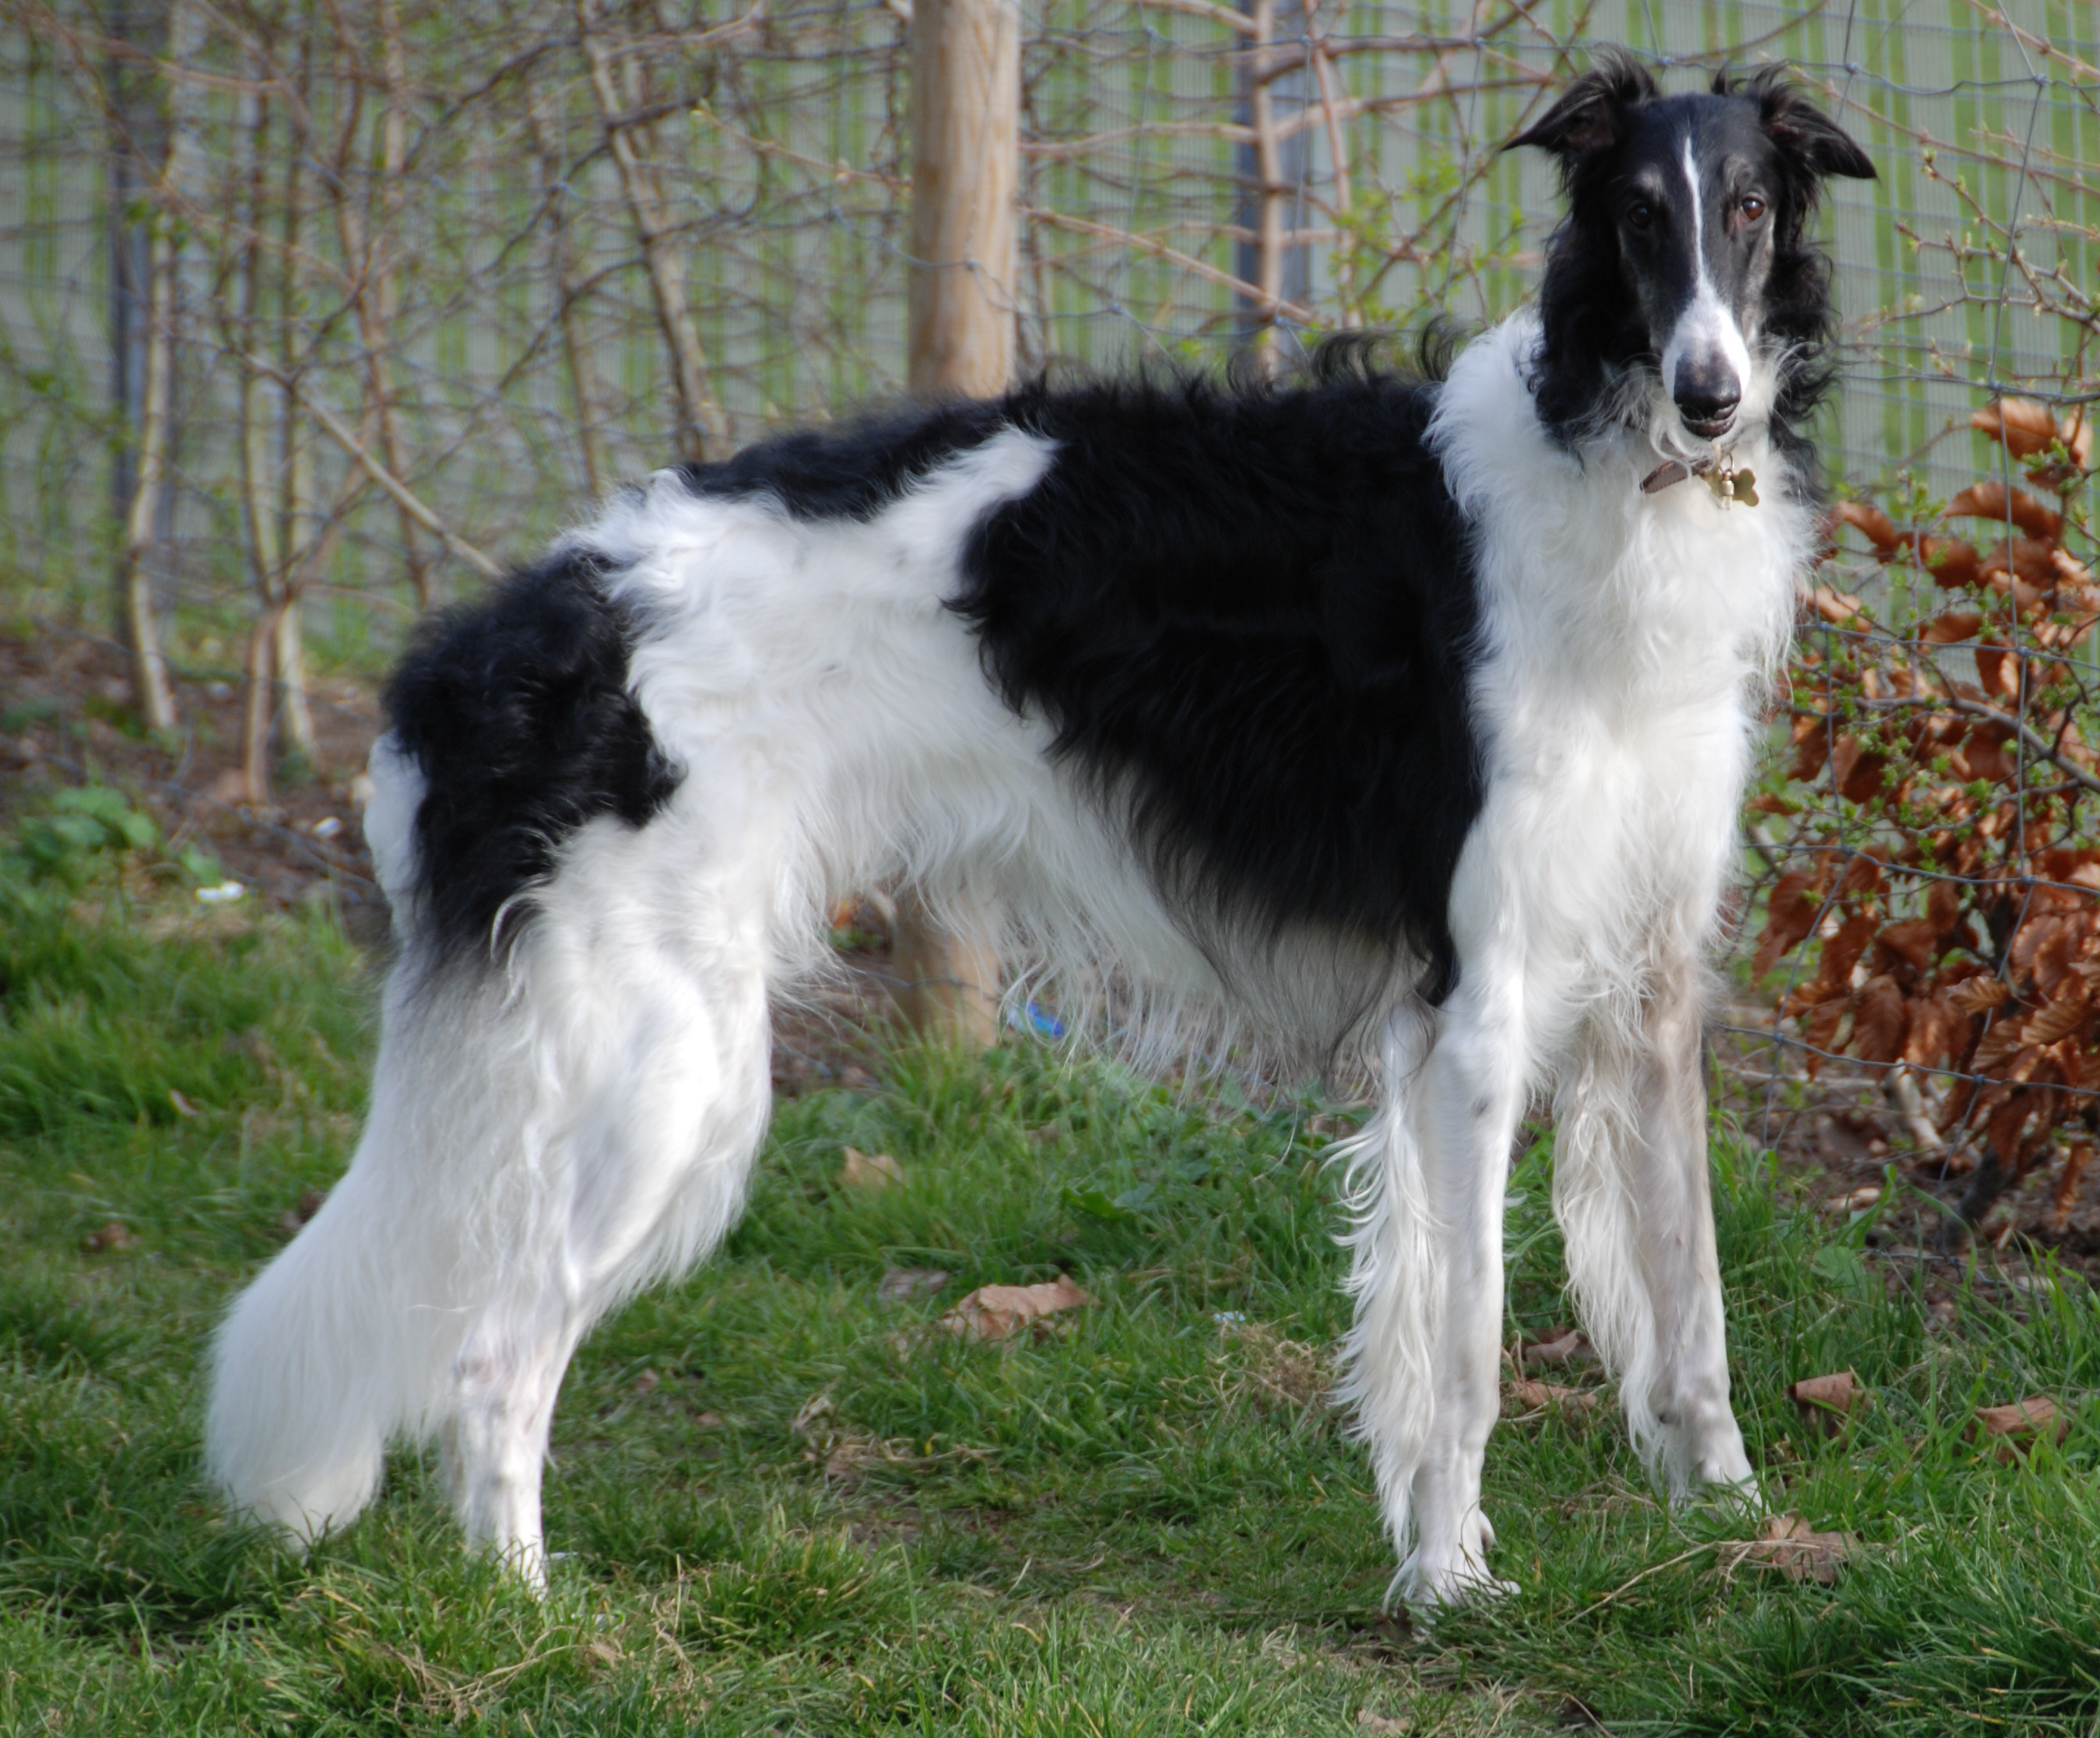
[1738,66,1877,181]
[1508,50,1656,163]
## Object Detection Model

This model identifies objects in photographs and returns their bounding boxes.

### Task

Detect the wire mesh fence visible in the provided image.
[2,3,2092,623]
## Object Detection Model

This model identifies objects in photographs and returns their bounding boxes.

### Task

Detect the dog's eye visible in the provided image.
[1626,200,1656,232]
[1738,195,1768,223]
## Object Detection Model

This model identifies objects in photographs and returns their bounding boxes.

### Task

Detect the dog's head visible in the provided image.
[1512,52,1875,448]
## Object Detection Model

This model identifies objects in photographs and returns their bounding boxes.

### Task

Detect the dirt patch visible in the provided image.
[0,623,388,932]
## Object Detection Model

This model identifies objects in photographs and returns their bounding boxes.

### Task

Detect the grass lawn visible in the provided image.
[3,868,2099,1736]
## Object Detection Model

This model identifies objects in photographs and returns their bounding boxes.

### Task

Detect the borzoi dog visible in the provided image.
[207,55,1873,1606]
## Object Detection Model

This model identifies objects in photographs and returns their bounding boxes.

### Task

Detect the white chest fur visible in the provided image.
[1431,314,1814,1012]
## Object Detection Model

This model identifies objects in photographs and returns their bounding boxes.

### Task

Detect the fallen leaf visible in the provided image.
[634,1368,659,1394]
[1818,1187,1881,1217]
[1357,1712,1411,1735]
[1518,1327,1598,1371]
[1970,1395,2070,1462]
[1505,1378,1603,1415]
[940,1274,1092,1342]
[878,1266,950,1302]
[1719,1513,1857,1584]
[838,1146,904,1190]
[1789,1370,1865,1436]
[81,1220,135,1254]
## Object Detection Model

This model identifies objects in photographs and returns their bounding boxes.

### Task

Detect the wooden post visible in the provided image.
[897,0,1018,1045]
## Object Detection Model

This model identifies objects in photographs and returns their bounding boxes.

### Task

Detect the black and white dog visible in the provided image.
[207,56,1873,1605]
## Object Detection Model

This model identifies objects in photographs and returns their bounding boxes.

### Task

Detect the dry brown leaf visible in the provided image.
[1504,1378,1603,1415]
[1875,918,1942,974]
[1970,1394,2070,1462]
[940,1274,1092,1343]
[1971,1020,2028,1073]
[2024,988,2091,1046]
[1818,1188,1881,1217]
[1753,869,1823,981]
[1810,585,1865,625]
[1518,1327,1599,1371]
[80,1220,135,1254]
[877,1266,950,1303]
[838,1146,905,1190]
[1919,536,1982,589]
[1787,713,1833,782]
[1719,1514,1857,1584]
[1852,975,1909,1063]
[1903,993,1968,1069]
[1947,976,2012,1016]
[1831,736,1888,802]
[1833,498,1903,553]
[1357,1713,1412,1736]
[1946,480,2064,542]
[1789,1370,1866,1437]
[1972,396,2063,460]
[1919,607,1984,644]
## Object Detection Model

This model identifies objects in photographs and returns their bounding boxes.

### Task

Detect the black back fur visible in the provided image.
[957,356,1482,1002]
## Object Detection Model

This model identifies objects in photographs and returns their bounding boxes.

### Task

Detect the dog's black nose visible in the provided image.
[1673,366,1740,437]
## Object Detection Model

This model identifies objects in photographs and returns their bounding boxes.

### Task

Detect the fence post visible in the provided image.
[897,0,1019,1045]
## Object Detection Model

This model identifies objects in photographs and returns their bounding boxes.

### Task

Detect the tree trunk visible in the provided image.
[112,0,196,734]
[895,0,1020,1046]
[120,202,180,734]
[235,84,280,806]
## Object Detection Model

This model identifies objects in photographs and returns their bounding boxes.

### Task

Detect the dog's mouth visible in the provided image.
[1680,411,1737,441]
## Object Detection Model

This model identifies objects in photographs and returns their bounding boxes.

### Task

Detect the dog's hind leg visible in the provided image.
[431,823,776,1585]
[209,793,776,1582]
[1553,954,1754,1503]
[1341,974,1528,1608]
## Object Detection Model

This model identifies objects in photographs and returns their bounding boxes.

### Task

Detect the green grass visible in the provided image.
[2,866,2099,1735]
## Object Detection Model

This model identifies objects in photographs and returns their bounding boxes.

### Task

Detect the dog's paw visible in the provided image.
[1394,1549,1519,1610]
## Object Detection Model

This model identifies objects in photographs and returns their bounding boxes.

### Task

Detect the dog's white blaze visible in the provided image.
[1659,135,1754,418]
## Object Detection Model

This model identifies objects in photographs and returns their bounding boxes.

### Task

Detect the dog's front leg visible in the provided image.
[1554,957,1754,1503]
[1343,982,1527,1608]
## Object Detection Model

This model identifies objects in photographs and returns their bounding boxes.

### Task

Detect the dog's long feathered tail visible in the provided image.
[205,740,483,1537]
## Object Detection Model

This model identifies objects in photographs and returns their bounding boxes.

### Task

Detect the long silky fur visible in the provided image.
[206,58,1871,1606]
